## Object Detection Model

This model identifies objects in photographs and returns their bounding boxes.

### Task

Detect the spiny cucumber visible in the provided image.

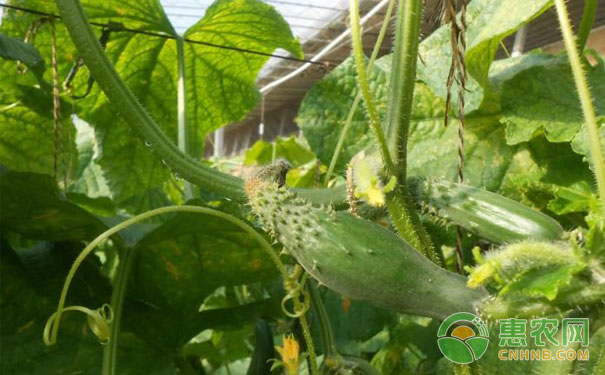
[411,179,563,244]
[246,179,487,320]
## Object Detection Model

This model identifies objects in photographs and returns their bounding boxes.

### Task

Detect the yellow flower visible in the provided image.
[276,335,300,375]
[352,154,396,207]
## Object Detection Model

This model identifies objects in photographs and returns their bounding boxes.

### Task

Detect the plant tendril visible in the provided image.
[281,265,311,318]
[44,304,114,346]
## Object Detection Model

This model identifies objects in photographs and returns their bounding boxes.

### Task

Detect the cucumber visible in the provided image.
[411,179,563,244]
[247,180,487,320]
[246,319,275,375]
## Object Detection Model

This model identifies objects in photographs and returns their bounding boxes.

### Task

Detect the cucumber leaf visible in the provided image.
[0,169,108,241]
[298,57,514,190]
[501,60,605,145]
[298,56,387,174]
[183,0,302,156]
[122,207,279,347]
[0,0,301,211]
[0,32,45,79]
[0,241,111,375]
[244,136,315,167]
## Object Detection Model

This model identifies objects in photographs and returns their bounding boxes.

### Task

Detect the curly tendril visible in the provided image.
[44,304,114,346]
[281,265,311,318]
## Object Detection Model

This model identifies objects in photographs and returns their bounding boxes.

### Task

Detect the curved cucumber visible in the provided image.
[246,320,275,375]
[411,179,563,244]
[247,181,487,320]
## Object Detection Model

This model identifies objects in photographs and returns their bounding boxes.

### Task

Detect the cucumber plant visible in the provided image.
[1,0,604,374]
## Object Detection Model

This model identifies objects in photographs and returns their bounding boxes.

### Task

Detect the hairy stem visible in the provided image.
[324,0,395,185]
[384,0,438,261]
[554,0,605,217]
[349,0,395,173]
[385,0,423,178]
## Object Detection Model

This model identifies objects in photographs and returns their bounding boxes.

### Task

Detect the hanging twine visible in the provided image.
[442,0,468,273]
[17,17,70,190]
[50,18,69,190]
[16,17,48,74]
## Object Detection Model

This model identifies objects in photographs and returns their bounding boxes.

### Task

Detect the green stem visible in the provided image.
[176,36,193,200]
[298,308,318,375]
[53,0,342,207]
[576,0,597,52]
[385,0,423,178]
[101,247,136,375]
[387,191,441,265]
[382,0,438,262]
[349,0,394,173]
[554,0,605,218]
[324,0,395,185]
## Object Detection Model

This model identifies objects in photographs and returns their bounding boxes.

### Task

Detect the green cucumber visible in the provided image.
[246,319,275,375]
[411,179,563,244]
[247,180,487,320]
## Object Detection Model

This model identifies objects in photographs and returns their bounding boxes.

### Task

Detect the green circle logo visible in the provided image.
[437,312,489,364]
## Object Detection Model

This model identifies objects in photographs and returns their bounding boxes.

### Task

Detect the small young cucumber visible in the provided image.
[247,180,487,320]
[411,179,563,244]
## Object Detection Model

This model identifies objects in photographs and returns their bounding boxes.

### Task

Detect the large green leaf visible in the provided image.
[244,136,315,167]
[184,0,302,156]
[501,59,605,145]
[0,0,302,210]
[0,1,79,177]
[121,209,279,347]
[298,56,387,174]
[299,57,515,190]
[0,169,107,241]
[0,241,111,374]
[0,32,45,79]
[405,83,514,191]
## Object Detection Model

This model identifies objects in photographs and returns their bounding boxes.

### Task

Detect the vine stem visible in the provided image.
[554,0,605,218]
[349,0,395,174]
[46,205,318,375]
[324,0,395,185]
[385,0,423,177]
[349,0,437,261]
[576,0,597,52]
[372,0,439,262]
